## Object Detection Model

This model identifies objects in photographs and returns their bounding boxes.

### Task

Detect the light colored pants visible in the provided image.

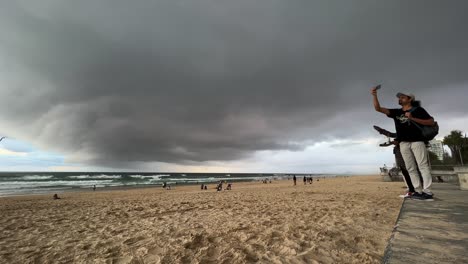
[399,141,432,194]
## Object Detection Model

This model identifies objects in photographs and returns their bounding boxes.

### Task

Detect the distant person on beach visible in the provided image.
[201,184,204,190]
[374,125,416,197]
[226,183,232,190]
[372,86,435,200]
[53,194,60,200]
[293,175,297,185]
[93,185,96,191]
[303,176,306,185]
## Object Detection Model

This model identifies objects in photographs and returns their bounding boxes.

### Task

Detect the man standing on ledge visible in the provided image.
[371,86,435,200]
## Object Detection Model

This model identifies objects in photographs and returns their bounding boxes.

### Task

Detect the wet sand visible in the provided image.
[0,175,404,263]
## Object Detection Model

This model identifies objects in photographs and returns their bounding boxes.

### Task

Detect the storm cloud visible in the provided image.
[1,0,467,168]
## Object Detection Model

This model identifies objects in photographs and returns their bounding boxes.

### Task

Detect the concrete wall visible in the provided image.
[454,166,468,190]
[431,170,459,185]
[383,170,458,184]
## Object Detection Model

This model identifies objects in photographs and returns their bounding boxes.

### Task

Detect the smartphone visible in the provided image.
[375,84,381,90]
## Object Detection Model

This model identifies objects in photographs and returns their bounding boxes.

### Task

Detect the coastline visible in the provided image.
[0,174,338,198]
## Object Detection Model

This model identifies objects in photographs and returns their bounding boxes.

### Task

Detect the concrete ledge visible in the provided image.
[383,170,458,184]
[454,166,468,190]
[431,170,459,184]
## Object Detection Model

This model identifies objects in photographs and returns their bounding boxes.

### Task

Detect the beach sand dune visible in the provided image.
[0,176,403,263]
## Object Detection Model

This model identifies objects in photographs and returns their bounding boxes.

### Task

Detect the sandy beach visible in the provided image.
[0,176,404,264]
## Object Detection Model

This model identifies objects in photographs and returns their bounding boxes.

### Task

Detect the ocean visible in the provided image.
[0,172,331,197]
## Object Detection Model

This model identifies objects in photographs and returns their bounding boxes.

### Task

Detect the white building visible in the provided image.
[429,140,444,161]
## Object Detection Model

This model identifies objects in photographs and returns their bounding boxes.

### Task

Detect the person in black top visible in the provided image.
[371,87,435,200]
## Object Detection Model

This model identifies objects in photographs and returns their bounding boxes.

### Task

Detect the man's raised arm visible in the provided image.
[371,86,390,115]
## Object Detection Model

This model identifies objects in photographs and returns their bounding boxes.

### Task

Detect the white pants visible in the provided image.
[399,141,432,194]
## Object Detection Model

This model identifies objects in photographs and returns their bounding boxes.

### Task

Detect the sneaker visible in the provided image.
[411,192,434,201]
[399,192,414,198]
[379,142,393,147]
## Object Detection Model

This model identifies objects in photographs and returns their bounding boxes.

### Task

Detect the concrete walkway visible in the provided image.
[383,183,468,263]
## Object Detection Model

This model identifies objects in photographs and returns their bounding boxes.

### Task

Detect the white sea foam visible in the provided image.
[0,180,114,189]
[22,175,54,180]
[68,174,121,179]
[129,175,162,181]
[68,175,90,179]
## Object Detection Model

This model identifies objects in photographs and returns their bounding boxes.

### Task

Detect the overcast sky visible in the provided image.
[1,0,467,173]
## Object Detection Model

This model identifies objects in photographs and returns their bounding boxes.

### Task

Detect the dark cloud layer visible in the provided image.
[1,0,468,167]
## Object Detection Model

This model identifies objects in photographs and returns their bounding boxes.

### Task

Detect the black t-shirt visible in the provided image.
[387,107,432,142]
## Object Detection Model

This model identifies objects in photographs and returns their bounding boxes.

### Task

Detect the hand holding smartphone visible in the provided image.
[371,84,381,96]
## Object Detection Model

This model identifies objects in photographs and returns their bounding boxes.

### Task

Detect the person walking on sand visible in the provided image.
[303,176,307,185]
[293,175,297,186]
[371,86,436,200]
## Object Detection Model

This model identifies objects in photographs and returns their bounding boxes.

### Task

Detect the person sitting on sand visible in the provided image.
[216,181,223,191]
[226,183,232,190]
[53,194,61,200]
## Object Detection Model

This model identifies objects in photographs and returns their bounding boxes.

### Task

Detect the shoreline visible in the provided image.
[0,174,350,198]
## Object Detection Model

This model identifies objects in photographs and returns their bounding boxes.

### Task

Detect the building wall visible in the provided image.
[429,139,444,161]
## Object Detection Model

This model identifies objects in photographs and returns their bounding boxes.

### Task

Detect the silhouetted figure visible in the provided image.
[93,185,96,191]
[374,125,416,195]
[303,176,306,185]
[53,194,60,200]
[293,175,297,186]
